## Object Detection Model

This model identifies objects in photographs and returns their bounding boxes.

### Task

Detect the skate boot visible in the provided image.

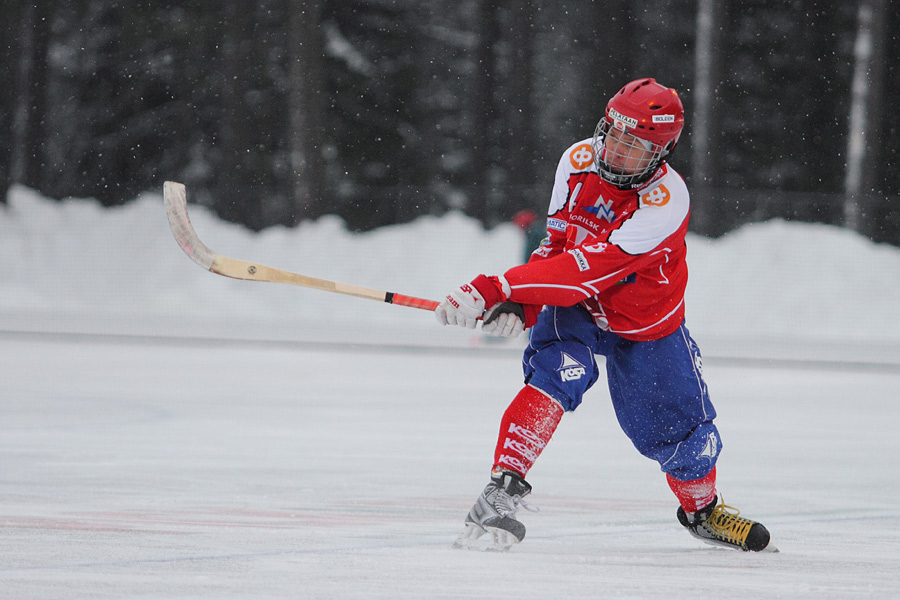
[677,496,775,552]
[453,469,537,551]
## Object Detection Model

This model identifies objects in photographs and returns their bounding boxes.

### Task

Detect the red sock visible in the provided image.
[667,467,717,513]
[493,385,564,478]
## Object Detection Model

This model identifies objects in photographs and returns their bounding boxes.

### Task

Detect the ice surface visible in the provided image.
[1,187,898,598]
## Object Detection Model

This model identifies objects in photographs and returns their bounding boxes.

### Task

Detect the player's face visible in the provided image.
[601,127,654,175]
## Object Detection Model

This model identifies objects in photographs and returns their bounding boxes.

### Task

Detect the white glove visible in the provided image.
[481,302,526,337]
[435,282,487,329]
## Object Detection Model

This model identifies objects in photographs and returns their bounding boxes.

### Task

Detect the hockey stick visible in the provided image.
[163,181,440,312]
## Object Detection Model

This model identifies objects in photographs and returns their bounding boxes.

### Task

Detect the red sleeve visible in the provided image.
[502,240,655,307]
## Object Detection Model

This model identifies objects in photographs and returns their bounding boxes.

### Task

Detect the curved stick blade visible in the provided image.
[164,181,216,270]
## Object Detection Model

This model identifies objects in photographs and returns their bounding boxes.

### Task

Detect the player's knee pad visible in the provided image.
[644,421,722,481]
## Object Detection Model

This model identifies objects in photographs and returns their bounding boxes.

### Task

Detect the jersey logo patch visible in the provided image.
[582,194,615,222]
[640,185,670,207]
[569,144,594,170]
[582,241,608,253]
[568,248,590,272]
[557,353,587,382]
[547,217,566,232]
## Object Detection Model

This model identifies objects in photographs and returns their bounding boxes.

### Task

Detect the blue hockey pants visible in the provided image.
[522,305,721,481]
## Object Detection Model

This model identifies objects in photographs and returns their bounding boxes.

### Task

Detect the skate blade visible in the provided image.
[452,523,487,550]
[696,536,780,553]
[452,523,519,552]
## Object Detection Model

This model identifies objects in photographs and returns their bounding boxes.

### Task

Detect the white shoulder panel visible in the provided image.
[608,167,690,255]
[548,138,595,214]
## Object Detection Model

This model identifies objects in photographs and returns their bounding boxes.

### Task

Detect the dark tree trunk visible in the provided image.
[690,0,726,236]
[844,0,887,234]
[471,1,500,224]
[287,0,328,226]
[503,0,536,222]
[10,1,50,191]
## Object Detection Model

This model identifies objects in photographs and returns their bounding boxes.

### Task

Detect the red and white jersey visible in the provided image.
[502,138,690,341]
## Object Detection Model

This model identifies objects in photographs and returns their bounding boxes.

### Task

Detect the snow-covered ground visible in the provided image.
[3,185,899,359]
[1,186,899,598]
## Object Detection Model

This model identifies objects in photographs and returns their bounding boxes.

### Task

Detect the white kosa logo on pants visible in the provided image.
[700,432,719,459]
[557,352,587,382]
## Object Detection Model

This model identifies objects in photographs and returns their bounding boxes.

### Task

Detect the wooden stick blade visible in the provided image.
[164,181,216,271]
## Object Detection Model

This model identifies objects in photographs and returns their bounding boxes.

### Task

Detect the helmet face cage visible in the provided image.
[591,117,667,187]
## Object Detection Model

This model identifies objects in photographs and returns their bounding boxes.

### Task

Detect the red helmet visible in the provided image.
[592,78,685,187]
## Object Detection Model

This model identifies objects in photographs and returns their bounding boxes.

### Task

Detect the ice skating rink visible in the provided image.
[3,185,900,598]
[2,332,897,599]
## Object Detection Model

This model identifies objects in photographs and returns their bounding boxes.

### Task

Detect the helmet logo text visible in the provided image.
[608,107,638,129]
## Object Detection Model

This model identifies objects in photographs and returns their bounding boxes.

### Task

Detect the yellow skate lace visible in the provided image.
[704,498,755,546]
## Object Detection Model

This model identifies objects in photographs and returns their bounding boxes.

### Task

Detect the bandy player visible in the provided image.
[436,78,773,552]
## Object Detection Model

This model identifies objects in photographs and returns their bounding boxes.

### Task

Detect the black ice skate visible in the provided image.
[453,470,537,551]
[677,496,776,552]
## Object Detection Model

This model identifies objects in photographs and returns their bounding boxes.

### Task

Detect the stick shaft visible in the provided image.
[164,181,439,312]
[385,293,440,311]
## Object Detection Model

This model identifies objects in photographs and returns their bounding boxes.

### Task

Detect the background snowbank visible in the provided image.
[2,185,899,361]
